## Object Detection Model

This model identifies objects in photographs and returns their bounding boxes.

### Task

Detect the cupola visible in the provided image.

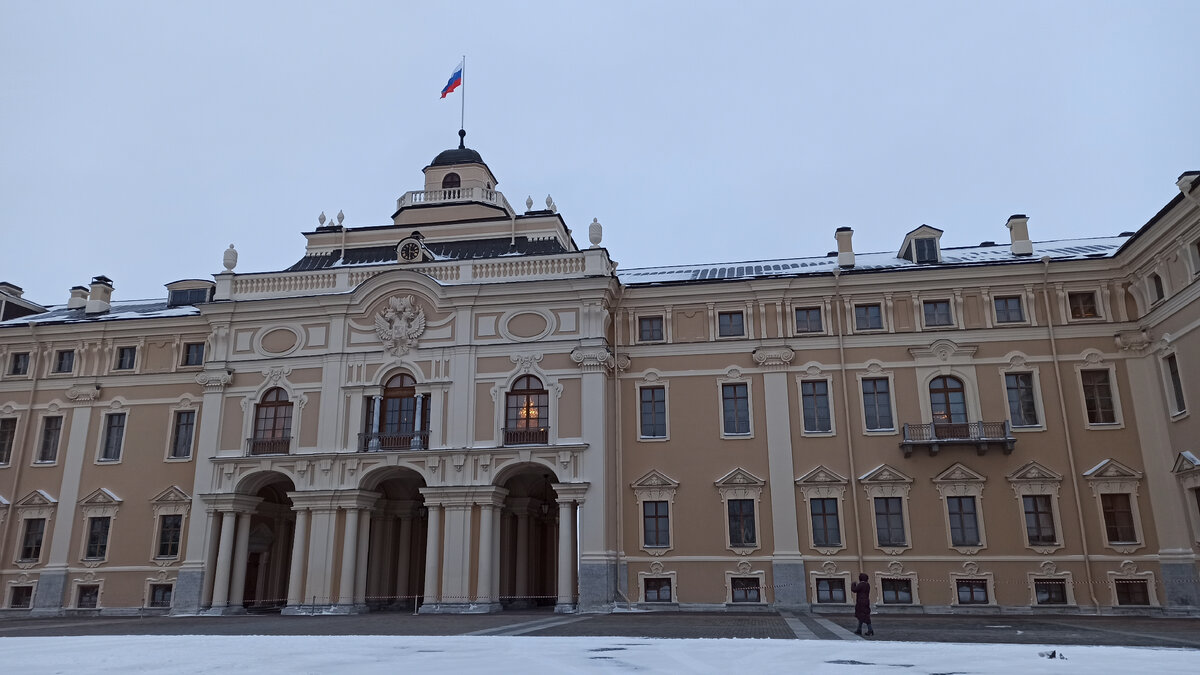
[423,129,498,193]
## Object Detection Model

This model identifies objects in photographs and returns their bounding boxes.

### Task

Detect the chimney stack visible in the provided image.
[84,275,113,314]
[1006,215,1033,256]
[67,286,89,309]
[835,227,855,268]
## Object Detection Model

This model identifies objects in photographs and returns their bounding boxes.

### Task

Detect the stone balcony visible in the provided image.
[396,186,515,215]
[899,421,1015,457]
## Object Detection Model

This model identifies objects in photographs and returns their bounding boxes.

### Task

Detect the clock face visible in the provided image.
[400,242,420,261]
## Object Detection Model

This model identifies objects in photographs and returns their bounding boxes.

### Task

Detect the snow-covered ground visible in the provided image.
[0,635,1193,674]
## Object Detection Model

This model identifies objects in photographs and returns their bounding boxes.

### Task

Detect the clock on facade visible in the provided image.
[400,241,421,261]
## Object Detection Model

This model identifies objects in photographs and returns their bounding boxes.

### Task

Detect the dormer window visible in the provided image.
[441,172,461,189]
[915,238,938,263]
[899,225,944,264]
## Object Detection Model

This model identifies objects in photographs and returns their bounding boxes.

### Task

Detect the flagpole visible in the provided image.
[460,55,466,131]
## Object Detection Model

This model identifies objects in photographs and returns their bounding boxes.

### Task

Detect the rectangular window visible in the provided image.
[717,311,745,337]
[1023,495,1057,545]
[20,518,46,560]
[794,307,823,333]
[642,501,669,548]
[730,577,761,603]
[638,316,664,342]
[157,514,183,558]
[114,346,136,370]
[182,342,205,366]
[38,416,62,463]
[0,417,16,464]
[1034,579,1068,605]
[854,304,883,330]
[1005,373,1039,427]
[170,410,196,459]
[9,586,33,608]
[1166,354,1186,414]
[810,498,841,547]
[956,580,989,604]
[874,497,906,547]
[728,498,756,547]
[149,583,174,608]
[1115,580,1150,606]
[1101,493,1137,544]
[861,378,893,431]
[639,386,666,439]
[1068,291,1099,319]
[85,516,111,559]
[915,237,938,263]
[53,350,74,373]
[1081,369,1116,424]
[9,352,29,375]
[101,413,126,461]
[721,383,750,435]
[816,578,846,603]
[923,300,953,326]
[993,296,1025,323]
[947,496,981,547]
[800,380,831,433]
[644,578,671,603]
[76,584,100,609]
[881,578,913,604]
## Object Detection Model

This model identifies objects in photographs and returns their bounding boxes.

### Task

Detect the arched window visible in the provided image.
[363,373,430,450]
[441,172,460,189]
[929,376,968,426]
[504,375,549,445]
[251,387,292,455]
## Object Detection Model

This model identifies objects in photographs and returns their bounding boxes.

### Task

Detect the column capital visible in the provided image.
[201,493,263,514]
[419,485,509,507]
[551,482,590,504]
[571,345,614,373]
[752,345,795,370]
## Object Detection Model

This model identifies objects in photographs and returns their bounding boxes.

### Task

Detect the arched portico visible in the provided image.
[359,466,428,610]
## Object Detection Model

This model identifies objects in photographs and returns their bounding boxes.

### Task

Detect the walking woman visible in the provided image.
[850,573,874,636]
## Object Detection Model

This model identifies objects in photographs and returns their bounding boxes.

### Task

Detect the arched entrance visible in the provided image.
[496,465,562,609]
[207,471,296,614]
[360,467,427,610]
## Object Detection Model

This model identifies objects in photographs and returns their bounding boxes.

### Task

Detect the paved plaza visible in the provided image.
[0,610,1196,649]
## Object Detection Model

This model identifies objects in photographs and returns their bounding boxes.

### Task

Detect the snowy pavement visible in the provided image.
[0,635,1194,674]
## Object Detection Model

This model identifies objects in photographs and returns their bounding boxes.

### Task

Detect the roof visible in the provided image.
[286,236,571,272]
[617,236,1131,286]
[430,146,484,167]
[0,299,200,327]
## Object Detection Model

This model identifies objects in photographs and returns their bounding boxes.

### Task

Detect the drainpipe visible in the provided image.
[832,269,866,572]
[1040,257,1101,613]
[1,324,41,561]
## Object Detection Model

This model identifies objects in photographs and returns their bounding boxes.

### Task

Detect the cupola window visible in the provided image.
[441,172,461,189]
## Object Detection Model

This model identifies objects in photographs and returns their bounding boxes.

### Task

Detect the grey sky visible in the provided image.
[2,1,1197,305]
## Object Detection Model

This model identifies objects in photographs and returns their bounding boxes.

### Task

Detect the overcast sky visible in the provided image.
[2,1,1197,305]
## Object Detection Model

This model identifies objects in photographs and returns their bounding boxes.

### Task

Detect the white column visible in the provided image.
[253,552,270,604]
[338,508,360,605]
[228,512,253,608]
[477,504,495,603]
[286,509,309,606]
[413,395,425,449]
[354,509,371,605]
[369,395,382,450]
[556,500,575,609]
[491,508,502,605]
[395,516,412,602]
[201,513,220,607]
[367,514,387,599]
[514,511,530,601]
[209,511,238,608]
[422,506,442,607]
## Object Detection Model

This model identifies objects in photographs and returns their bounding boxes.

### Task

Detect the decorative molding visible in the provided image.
[66,385,102,402]
[195,370,232,391]
[510,352,543,374]
[1114,329,1152,352]
[908,339,977,362]
[374,295,426,356]
[571,346,614,372]
[752,346,794,370]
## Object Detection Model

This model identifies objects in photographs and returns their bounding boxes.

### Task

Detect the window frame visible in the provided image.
[1075,359,1124,429]
[167,408,197,461]
[857,370,897,435]
[853,303,885,332]
[114,345,137,371]
[52,349,75,374]
[727,575,764,604]
[1084,459,1145,554]
[1106,563,1158,607]
[796,466,848,555]
[9,351,30,376]
[83,515,111,561]
[1030,577,1073,606]
[952,576,994,606]
[998,357,1047,432]
[1004,371,1042,429]
[636,382,669,441]
[1066,290,1102,321]
[716,378,754,439]
[794,307,824,335]
[149,485,191,564]
[637,315,665,343]
[147,582,174,609]
[0,416,17,465]
[641,500,671,550]
[921,299,955,328]
[19,516,47,562]
[879,577,916,605]
[932,462,989,554]
[815,577,848,604]
[640,575,675,603]
[156,513,184,559]
[35,414,63,464]
[71,581,102,610]
[1161,351,1188,419]
[181,342,205,367]
[1007,461,1067,553]
[715,468,764,555]
[716,310,746,338]
[97,411,127,463]
[992,295,1026,324]
[631,470,678,556]
[7,584,35,609]
[799,377,834,435]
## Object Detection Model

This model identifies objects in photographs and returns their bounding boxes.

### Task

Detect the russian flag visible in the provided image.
[440,61,463,98]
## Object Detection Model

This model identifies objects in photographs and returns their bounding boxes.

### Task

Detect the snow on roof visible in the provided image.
[618,235,1131,286]
[0,299,200,327]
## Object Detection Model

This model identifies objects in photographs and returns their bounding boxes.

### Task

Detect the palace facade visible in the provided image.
[1,136,1199,617]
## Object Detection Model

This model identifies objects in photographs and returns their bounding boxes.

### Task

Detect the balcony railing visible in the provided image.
[900,421,1015,458]
[503,426,549,446]
[358,431,429,452]
[396,186,514,215]
[246,436,291,456]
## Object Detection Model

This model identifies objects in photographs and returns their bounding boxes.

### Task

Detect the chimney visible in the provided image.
[1006,214,1033,256]
[67,286,89,309]
[835,227,855,268]
[84,275,113,314]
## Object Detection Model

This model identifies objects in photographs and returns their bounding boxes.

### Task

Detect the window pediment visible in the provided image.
[1007,460,1062,483]
[796,465,848,486]
[932,462,987,497]
[79,487,122,506]
[151,485,191,504]
[714,468,765,489]
[1172,451,1200,475]
[859,464,913,485]
[16,489,57,508]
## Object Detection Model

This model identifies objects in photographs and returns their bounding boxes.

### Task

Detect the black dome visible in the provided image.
[430,129,483,167]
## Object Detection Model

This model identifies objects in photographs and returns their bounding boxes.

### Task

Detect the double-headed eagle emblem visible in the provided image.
[374,295,426,355]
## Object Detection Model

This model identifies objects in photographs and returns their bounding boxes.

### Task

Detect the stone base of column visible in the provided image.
[554,602,577,614]
[170,568,206,615]
[204,605,247,616]
[1160,561,1200,613]
[418,601,502,614]
[770,559,809,611]
[30,569,67,617]
[576,560,616,613]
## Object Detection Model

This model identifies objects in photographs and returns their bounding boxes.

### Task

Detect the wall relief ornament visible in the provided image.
[375,295,426,356]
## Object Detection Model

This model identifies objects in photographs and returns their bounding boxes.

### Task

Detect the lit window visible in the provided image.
[1068,292,1099,319]
[504,376,549,445]
[929,376,967,425]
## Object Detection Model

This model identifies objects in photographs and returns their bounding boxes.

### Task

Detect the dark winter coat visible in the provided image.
[850,576,871,623]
